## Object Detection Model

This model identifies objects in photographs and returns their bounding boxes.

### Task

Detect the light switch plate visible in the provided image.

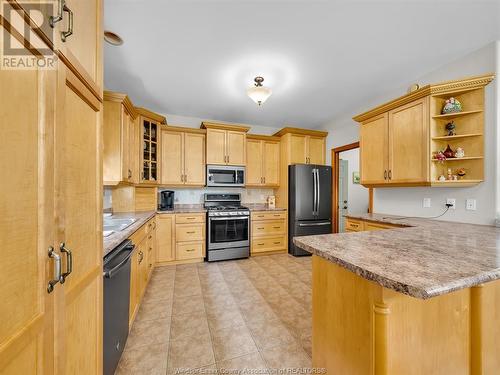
[423,198,431,208]
[446,198,456,209]
[466,199,477,211]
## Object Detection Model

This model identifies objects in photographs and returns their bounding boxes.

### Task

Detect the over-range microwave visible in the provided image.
[206,165,245,187]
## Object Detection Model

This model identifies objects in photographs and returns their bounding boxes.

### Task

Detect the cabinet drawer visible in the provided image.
[176,241,203,260]
[251,236,286,254]
[345,219,363,232]
[364,222,393,231]
[252,220,286,237]
[252,211,287,221]
[176,224,204,242]
[176,213,205,224]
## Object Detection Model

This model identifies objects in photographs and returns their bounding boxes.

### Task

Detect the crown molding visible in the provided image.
[272,127,328,138]
[246,134,281,142]
[136,107,167,124]
[200,121,251,132]
[103,91,137,119]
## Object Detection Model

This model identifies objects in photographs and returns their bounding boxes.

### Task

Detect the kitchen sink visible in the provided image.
[103,217,137,232]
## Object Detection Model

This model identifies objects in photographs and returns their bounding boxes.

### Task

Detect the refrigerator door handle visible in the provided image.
[316,168,320,216]
[312,169,317,216]
[299,221,331,227]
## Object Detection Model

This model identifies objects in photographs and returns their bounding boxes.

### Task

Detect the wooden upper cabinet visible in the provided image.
[246,135,280,187]
[160,126,205,186]
[388,98,429,184]
[227,131,246,165]
[205,128,226,165]
[137,108,166,185]
[307,136,326,165]
[161,130,184,185]
[289,134,307,164]
[201,122,250,166]
[103,91,137,185]
[360,113,389,185]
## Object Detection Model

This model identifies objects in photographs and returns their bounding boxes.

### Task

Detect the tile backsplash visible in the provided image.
[159,187,275,204]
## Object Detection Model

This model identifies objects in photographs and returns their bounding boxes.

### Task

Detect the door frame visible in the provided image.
[331,142,373,233]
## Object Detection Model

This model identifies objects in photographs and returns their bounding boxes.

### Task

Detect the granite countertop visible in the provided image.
[157,204,207,214]
[103,211,156,257]
[293,213,500,299]
[245,203,287,211]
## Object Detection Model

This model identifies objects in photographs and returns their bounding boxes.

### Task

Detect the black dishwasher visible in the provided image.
[103,239,135,375]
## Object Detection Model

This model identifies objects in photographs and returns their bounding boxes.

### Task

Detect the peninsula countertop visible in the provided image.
[293,213,500,299]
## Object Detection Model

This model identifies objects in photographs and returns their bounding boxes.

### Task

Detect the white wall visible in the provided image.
[339,148,369,215]
[321,41,499,225]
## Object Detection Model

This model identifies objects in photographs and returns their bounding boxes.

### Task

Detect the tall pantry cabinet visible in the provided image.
[0,1,103,374]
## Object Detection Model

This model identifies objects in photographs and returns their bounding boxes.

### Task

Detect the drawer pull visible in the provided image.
[257,215,264,218]
[273,226,281,229]
[257,227,264,230]
[273,241,281,245]
[186,231,196,234]
[186,248,195,252]
[257,243,265,246]
[273,214,281,217]
[148,235,152,239]
[186,217,196,220]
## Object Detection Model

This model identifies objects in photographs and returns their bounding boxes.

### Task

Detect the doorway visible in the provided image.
[331,142,373,233]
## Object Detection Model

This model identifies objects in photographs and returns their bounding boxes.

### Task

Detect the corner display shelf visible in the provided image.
[429,76,492,187]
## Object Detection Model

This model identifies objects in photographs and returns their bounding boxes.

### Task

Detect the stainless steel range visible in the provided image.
[205,193,250,262]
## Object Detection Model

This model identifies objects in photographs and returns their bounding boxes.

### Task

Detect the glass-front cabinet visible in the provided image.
[142,118,159,183]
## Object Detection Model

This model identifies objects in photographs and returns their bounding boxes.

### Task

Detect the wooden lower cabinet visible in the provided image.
[251,211,288,255]
[156,213,206,264]
[344,217,402,232]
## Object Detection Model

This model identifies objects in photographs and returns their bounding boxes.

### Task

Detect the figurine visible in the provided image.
[455,147,465,158]
[443,144,455,158]
[445,121,456,136]
[452,175,458,181]
[434,151,447,162]
[442,97,462,114]
[447,168,453,180]
[438,174,446,182]
[457,168,467,180]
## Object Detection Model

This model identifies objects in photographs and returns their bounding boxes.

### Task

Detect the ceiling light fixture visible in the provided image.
[104,30,123,46]
[247,76,272,106]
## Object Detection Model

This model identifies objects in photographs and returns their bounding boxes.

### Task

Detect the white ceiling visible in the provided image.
[104,0,500,129]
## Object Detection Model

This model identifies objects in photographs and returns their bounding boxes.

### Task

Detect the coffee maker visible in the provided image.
[158,190,175,211]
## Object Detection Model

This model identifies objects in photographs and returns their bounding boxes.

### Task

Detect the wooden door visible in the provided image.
[289,134,307,164]
[227,131,246,165]
[161,130,183,185]
[206,128,226,165]
[55,64,102,375]
[138,238,148,299]
[388,98,429,184]
[129,248,139,324]
[308,136,325,165]
[360,113,389,185]
[58,0,102,91]
[246,139,263,186]
[263,141,280,186]
[156,215,175,262]
[0,45,56,375]
[184,133,206,186]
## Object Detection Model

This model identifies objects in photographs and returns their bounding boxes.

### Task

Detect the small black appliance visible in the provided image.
[158,190,175,211]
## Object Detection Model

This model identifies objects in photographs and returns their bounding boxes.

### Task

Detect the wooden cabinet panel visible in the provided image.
[252,211,287,221]
[176,224,204,242]
[129,116,140,184]
[156,215,175,263]
[360,113,389,185]
[290,134,307,164]
[227,131,246,165]
[0,59,56,374]
[308,136,325,165]
[206,128,226,164]
[263,141,280,185]
[59,0,101,89]
[129,247,139,325]
[176,242,204,260]
[251,236,287,254]
[345,218,363,232]
[388,98,429,184]
[184,133,205,185]
[246,139,263,185]
[161,131,183,185]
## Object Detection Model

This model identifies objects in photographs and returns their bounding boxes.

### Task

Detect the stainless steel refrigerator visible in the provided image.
[288,164,332,256]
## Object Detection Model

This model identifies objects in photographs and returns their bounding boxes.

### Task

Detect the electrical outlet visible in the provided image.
[466,199,477,211]
[446,198,456,209]
[423,198,431,208]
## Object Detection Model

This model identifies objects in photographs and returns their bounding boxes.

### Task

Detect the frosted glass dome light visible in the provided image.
[247,76,272,106]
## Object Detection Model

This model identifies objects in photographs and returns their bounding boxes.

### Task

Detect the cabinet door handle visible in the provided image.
[61,3,73,42]
[388,170,392,180]
[49,0,65,27]
[263,176,266,184]
[186,231,195,234]
[59,242,73,284]
[184,174,187,182]
[273,226,281,229]
[257,243,265,246]
[47,247,62,293]
[384,170,387,180]
[128,169,132,179]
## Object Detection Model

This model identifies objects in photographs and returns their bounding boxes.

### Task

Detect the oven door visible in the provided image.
[208,216,250,250]
[207,165,245,187]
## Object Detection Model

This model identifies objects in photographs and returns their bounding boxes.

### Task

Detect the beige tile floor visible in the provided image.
[116,253,313,375]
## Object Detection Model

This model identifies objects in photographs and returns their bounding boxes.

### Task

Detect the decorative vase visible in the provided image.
[443,144,455,158]
[455,147,465,158]
[441,97,462,114]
